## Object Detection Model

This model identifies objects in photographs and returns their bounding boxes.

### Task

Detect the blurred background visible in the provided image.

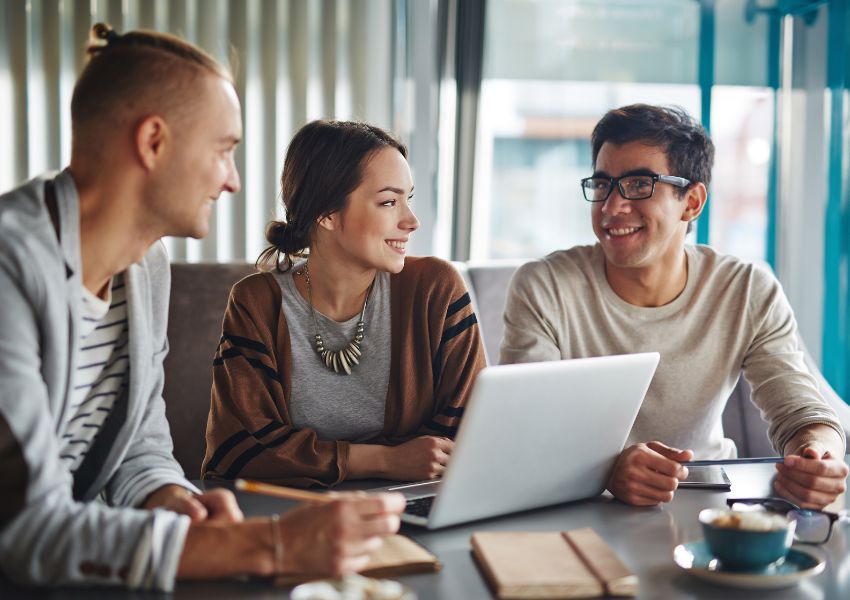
[1,0,848,397]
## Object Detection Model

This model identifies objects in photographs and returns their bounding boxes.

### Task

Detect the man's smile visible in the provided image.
[605,226,644,237]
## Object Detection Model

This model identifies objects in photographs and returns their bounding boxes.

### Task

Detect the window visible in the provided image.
[473,0,774,262]
[709,87,773,261]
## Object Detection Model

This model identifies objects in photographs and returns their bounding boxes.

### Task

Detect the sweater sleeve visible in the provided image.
[500,260,563,365]
[202,274,350,487]
[742,268,846,453]
[0,251,189,592]
[416,263,487,439]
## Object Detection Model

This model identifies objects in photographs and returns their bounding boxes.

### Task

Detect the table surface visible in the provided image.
[4,460,850,599]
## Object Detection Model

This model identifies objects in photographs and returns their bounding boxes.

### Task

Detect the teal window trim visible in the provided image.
[766,12,781,270]
[781,0,828,20]
[748,0,827,21]
[697,0,715,245]
[823,0,849,399]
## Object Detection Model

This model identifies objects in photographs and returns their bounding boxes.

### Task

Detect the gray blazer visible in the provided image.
[0,170,194,591]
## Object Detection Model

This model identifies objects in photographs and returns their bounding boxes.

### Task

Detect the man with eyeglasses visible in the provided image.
[501,104,848,510]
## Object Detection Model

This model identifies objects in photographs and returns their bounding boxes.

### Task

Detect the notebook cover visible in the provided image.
[471,532,603,599]
[274,534,440,586]
[562,528,638,596]
[471,529,637,599]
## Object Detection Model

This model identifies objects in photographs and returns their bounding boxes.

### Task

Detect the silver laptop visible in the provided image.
[386,352,659,529]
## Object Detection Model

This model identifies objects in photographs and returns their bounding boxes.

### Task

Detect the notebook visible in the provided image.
[471,528,638,599]
[274,534,439,586]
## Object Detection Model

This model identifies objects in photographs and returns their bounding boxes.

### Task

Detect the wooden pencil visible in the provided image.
[235,478,334,503]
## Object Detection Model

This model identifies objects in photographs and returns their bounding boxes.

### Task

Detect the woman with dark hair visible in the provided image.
[202,120,486,486]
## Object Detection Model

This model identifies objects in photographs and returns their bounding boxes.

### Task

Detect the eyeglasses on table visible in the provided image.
[726,496,850,544]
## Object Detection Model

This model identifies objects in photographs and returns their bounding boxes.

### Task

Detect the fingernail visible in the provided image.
[784,455,796,466]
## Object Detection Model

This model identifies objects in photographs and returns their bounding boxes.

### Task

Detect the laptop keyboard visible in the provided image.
[404,496,435,517]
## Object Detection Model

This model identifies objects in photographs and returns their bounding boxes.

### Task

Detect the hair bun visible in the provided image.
[87,23,119,58]
[265,220,289,247]
[92,23,112,39]
[89,23,120,54]
[266,220,308,255]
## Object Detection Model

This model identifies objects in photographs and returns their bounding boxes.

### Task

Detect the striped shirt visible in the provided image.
[59,274,129,472]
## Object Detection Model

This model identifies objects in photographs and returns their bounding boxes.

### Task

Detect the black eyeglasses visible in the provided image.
[580,173,691,202]
[726,497,849,544]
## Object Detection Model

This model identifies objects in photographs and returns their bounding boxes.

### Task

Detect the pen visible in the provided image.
[235,479,335,503]
[681,457,785,467]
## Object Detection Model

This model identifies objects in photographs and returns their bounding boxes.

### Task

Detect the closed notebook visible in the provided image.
[471,528,638,599]
[274,534,440,586]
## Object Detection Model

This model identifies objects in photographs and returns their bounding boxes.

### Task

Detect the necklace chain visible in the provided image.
[301,262,372,375]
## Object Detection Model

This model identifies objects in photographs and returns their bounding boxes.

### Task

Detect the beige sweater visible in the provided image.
[500,244,844,459]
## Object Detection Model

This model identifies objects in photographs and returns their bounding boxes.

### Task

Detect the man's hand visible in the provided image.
[607,441,693,506]
[277,492,405,577]
[775,424,848,509]
[384,436,453,481]
[143,485,244,523]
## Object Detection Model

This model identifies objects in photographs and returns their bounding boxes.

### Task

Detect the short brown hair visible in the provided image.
[257,120,408,272]
[71,23,232,151]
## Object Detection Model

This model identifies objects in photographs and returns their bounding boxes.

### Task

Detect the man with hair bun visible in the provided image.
[0,23,403,591]
[501,103,847,510]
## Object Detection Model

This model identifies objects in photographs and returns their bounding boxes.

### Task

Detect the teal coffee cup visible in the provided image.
[699,508,796,571]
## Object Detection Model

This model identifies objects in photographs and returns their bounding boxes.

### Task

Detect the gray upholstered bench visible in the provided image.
[163,261,850,478]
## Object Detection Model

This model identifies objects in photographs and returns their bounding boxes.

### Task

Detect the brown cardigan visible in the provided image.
[201,257,487,486]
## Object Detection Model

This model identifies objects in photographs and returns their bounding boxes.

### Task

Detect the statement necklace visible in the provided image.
[299,263,373,375]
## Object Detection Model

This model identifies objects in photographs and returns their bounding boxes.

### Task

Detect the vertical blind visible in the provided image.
[0,0,396,262]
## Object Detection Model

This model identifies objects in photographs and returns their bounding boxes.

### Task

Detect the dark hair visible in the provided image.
[591,104,714,234]
[257,120,408,272]
[71,23,232,152]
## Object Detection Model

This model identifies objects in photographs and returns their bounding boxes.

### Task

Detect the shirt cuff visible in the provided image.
[127,511,191,592]
[777,419,847,455]
[112,469,200,508]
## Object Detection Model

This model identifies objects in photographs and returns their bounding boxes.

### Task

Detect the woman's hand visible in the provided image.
[382,435,453,481]
[348,436,454,480]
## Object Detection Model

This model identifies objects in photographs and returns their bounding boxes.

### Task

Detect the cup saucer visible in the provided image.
[673,540,825,589]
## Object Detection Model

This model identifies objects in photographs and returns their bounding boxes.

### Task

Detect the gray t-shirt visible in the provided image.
[276,261,390,442]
